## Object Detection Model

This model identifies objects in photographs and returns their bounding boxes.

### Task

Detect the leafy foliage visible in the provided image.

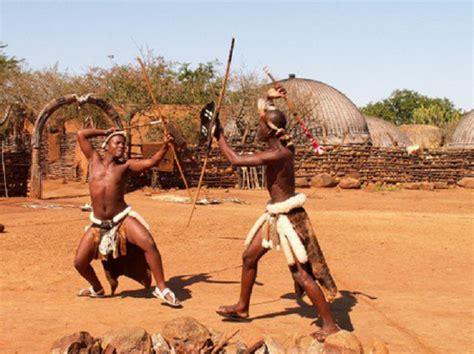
[361,89,464,127]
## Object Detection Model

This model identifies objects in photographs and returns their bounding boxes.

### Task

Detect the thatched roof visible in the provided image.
[449,110,474,149]
[277,76,370,145]
[399,124,442,149]
[365,116,413,147]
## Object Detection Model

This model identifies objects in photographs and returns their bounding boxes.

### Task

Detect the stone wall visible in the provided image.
[182,144,474,188]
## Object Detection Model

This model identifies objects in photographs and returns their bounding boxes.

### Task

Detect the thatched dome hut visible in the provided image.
[277,76,370,145]
[449,110,474,149]
[399,124,442,149]
[365,116,413,147]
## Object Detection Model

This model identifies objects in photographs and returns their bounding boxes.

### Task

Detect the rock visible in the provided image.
[311,173,338,188]
[151,333,173,354]
[457,177,474,189]
[50,331,101,354]
[338,177,361,189]
[255,345,268,354]
[296,177,311,188]
[209,329,224,349]
[322,330,363,354]
[402,182,420,190]
[102,327,152,353]
[264,336,285,354]
[293,334,323,353]
[162,317,212,353]
[367,337,389,354]
[433,181,449,189]
[223,341,248,354]
[0,224,4,233]
[419,182,435,191]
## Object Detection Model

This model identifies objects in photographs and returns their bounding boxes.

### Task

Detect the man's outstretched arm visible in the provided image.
[77,128,113,160]
[216,131,283,167]
[127,133,173,173]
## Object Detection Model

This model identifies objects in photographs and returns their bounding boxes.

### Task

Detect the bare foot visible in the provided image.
[216,304,250,322]
[311,325,340,342]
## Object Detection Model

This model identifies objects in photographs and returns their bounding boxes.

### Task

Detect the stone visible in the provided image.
[296,177,311,188]
[50,331,101,354]
[402,182,420,190]
[419,182,435,191]
[102,327,152,353]
[151,333,173,354]
[322,330,363,354]
[209,329,224,349]
[433,181,449,189]
[367,337,389,354]
[264,336,285,354]
[223,341,248,354]
[293,334,324,353]
[338,177,361,189]
[0,224,4,233]
[457,177,474,189]
[311,173,338,188]
[162,317,212,353]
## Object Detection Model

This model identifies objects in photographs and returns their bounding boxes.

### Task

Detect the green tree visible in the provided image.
[361,89,463,127]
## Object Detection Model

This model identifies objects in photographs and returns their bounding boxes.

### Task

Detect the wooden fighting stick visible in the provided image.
[187,38,235,227]
[136,57,192,198]
[263,66,323,154]
[123,120,161,130]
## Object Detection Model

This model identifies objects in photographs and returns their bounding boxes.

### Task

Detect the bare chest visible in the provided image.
[89,162,127,187]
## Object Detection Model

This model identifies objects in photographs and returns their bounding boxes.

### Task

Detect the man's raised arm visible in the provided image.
[215,127,282,167]
[77,128,113,160]
[127,133,173,173]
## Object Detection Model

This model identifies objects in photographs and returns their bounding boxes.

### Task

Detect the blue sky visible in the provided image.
[1,1,472,110]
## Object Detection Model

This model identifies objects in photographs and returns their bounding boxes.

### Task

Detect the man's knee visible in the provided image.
[291,266,311,286]
[74,257,87,272]
[242,250,258,267]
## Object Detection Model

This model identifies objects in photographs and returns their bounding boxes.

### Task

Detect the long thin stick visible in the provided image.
[263,66,323,154]
[123,120,161,130]
[187,38,235,227]
[136,57,192,198]
[1,141,8,198]
[211,329,240,354]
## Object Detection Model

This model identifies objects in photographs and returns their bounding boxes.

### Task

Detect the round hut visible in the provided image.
[276,75,371,145]
[365,116,413,147]
[449,110,474,149]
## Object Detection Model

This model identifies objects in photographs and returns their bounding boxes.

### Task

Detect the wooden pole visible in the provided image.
[263,66,323,154]
[136,57,192,198]
[187,38,235,227]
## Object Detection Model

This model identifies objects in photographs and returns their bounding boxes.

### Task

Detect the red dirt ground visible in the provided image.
[0,180,473,353]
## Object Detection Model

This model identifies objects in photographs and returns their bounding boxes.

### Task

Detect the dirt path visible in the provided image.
[0,181,473,353]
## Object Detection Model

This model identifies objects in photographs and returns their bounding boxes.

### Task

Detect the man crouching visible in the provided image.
[74,127,181,307]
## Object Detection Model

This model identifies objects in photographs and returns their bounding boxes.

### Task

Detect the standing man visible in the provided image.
[213,88,339,341]
[74,127,181,307]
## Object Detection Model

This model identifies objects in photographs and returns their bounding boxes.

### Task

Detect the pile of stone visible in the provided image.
[51,316,388,354]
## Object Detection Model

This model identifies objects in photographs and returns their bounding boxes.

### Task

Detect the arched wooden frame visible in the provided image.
[30,94,123,199]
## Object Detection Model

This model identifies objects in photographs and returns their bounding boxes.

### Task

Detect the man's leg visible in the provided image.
[216,229,268,319]
[74,228,103,294]
[290,261,339,341]
[124,217,178,304]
